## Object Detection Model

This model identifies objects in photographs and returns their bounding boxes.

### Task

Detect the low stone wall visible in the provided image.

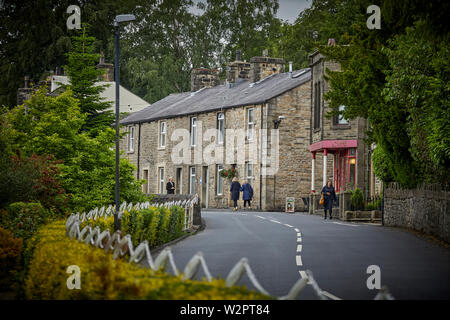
[384,184,450,243]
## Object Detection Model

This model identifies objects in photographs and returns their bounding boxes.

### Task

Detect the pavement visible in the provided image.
[164,209,450,300]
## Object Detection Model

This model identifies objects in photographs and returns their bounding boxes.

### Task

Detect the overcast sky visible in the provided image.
[191,0,313,24]
[277,0,312,23]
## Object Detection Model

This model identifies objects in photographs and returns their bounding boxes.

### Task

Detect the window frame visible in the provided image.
[190,117,197,147]
[217,164,224,195]
[159,121,167,147]
[217,113,224,144]
[158,167,165,194]
[189,166,196,194]
[246,162,254,182]
[247,108,255,141]
[128,126,135,152]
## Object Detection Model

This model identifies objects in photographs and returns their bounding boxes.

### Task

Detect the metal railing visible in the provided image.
[65,209,395,300]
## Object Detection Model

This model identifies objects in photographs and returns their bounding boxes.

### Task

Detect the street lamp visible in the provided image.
[114,14,135,231]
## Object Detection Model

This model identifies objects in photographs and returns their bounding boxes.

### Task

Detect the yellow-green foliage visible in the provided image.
[84,206,185,248]
[25,220,271,300]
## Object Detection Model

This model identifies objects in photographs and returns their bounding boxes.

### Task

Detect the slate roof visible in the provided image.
[120,68,311,125]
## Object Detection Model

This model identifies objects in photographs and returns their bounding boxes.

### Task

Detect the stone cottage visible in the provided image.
[308,48,381,217]
[120,52,313,211]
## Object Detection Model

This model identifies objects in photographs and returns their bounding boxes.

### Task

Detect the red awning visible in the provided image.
[309,140,357,152]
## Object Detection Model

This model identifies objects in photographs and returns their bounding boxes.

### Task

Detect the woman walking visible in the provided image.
[240,180,254,209]
[230,177,241,211]
[321,179,336,219]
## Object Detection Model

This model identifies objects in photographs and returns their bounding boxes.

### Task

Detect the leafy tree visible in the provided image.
[4,89,146,212]
[65,25,114,133]
[320,0,450,187]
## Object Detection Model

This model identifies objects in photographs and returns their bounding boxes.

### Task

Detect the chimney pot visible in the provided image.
[24,76,30,88]
[236,50,242,61]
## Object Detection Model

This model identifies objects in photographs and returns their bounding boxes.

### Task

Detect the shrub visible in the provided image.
[0,226,23,291]
[350,188,364,211]
[83,206,186,248]
[25,220,270,300]
[6,202,49,241]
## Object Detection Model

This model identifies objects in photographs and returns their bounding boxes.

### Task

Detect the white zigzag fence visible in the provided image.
[66,199,395,300]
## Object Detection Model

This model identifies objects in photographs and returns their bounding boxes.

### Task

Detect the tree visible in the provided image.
[65,25,114,133]
[4,89,145,212]
[320,0,450,187]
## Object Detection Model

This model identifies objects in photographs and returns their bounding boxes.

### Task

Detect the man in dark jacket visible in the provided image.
[166,177,175,194]
[321,179,336,219]
[230,177,241,211]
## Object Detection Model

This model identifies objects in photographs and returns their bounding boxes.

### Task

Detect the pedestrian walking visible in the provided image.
[166,177,175,194]
[240,180,254,209]
[321,179,336,219]
[230,177,241,211]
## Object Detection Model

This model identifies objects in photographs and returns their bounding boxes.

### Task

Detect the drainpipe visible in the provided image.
[136,122,142,180]
[260,103,264,210]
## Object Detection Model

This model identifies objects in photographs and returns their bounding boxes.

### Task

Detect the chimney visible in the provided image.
[226,49,251,85]
[289,61,293,78]
[327,38,336,46]
[24,75,30,89]
[97,52,114,82]
[190,68,219,92]
[249,50,285,83]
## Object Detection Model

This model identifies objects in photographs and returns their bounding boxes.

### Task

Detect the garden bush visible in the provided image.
[350,188,364,211]
[5,202,49,241]
[0,226,23,291]
[82,206,186,248]
[25,220,270,300]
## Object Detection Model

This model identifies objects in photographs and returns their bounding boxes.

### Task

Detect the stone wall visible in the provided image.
[385,184,450,243]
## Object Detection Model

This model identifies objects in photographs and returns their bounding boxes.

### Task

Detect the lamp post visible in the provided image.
[114,14,135,231]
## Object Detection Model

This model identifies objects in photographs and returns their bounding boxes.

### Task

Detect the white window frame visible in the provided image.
[159,167,165,194]
[217,113,224,144]
[128,126,135,152]
[246,163,254,181]
[159,121,166,147]
[190,117,197,146]
[217,164,224,195]
[247,108,255,140]
[337,105,349,124]
[189,166,196,194]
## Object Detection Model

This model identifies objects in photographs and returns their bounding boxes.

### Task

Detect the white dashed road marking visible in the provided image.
[297,245,302,252]
[285,224,293,228]
[294,228,300,232]
[296,255,303,266]
[297,232,301,237]
[270,219,281,224]
[297,237,302,243]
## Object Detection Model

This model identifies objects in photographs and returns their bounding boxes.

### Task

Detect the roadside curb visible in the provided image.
[151,217,206,255]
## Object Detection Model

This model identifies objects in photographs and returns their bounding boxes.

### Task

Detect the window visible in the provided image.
[247,108,255,140]
[128,126,135,152]
[159,121,166,147]
[217,164,224,195]
[246,163,254,181]
[334,105,349,125]
[217,113,224,144]
[190,117,197,146]
[313,82,321,129]
[158,167,165,193]
[189,167,196,194]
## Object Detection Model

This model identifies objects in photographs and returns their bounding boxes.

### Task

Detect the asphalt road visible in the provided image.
[165,210,450,300]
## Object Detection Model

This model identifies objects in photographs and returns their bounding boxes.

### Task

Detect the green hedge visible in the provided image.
[25,220,270,300]
[81,205,186,248]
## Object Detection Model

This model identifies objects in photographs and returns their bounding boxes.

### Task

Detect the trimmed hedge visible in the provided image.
[25,220,271,300]
[81,206,186,248]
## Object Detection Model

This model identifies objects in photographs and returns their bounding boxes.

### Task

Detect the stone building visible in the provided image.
[308,49,380,216]
[120,52,313,211]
